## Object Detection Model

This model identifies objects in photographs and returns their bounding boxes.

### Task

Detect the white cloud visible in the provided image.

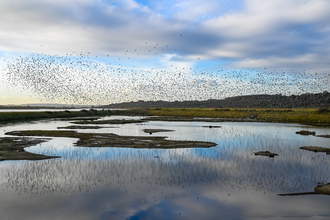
[1,0,330,104]
[227,54,330,73]
[1,0,329,63]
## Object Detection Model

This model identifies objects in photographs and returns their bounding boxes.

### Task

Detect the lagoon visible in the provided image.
[1,116,330,219]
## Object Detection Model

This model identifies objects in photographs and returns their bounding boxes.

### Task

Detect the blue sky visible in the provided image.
[0,0,330,105]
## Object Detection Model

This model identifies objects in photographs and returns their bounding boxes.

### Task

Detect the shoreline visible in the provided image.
[0,130,217,161]
[0,137,60,161]
[1,108,329,161]
[0,108,329,126]
[143,108,330,126]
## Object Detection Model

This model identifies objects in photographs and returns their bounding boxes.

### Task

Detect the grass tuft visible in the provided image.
[316,108,330,114]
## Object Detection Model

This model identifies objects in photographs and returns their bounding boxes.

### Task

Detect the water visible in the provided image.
[1,116,330,219]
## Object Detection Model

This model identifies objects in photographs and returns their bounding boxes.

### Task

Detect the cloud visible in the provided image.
[1,0,329,64]
[0,0,165,54]
[1,0,330,104]
[227,54,330,72]
[196,0,330,71]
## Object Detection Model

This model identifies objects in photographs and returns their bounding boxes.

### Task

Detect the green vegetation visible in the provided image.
[278,183,330,196]
[0,109,112,123]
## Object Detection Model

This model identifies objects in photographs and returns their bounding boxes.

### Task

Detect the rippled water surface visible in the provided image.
[1,116,330,220]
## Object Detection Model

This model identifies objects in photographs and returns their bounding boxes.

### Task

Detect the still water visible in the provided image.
[1,116,330,220]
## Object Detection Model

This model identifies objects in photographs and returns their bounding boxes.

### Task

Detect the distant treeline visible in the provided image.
[103,91,330,109]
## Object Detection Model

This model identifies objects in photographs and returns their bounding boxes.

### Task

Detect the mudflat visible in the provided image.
[6,130,217,149]
[299,146,330,154]
[0,137,60,161]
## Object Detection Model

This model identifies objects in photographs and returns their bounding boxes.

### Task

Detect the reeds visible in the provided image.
[1,108,329,125]
[0,109,112,123]
[146,108,330,125]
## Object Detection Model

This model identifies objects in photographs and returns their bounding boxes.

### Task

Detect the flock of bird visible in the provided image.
[1,126,327,196]
[2,40,330,105]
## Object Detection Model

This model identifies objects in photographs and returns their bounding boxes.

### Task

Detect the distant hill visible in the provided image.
[0,103,92,109]
[103,91,330,109]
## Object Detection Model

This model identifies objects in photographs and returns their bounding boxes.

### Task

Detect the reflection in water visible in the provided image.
[1,119,330,219]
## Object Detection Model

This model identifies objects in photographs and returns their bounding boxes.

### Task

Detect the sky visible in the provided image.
[0,0,330,105]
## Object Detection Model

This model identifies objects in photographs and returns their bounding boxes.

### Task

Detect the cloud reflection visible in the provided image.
[1,121,330,219]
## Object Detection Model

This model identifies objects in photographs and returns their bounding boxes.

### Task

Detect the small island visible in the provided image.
[142,129,174,134]
[0,137,60,161]
[254,151,278,157]
[299,146,330,155]
[6,130,217,149]
[278,183,330,196]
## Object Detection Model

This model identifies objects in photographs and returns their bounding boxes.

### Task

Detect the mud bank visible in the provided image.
[299,146,330,154]
[254,151,278,157]
[0,137,60,161]
[6,130,217,149]
[278,183,330,196]
[143,129,174,134]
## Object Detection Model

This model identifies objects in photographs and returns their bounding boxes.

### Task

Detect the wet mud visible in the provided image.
[295,130,316,136]
[299,146,330,154]
[315,134,330,138]
[142,129,174,134]
[254,151,278,157]
[278,183,330,196]
[0,137,60,161]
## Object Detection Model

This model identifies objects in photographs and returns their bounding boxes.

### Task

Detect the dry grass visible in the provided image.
[1,107,329,125]
[0,109,112,123]
[145,108,330,125]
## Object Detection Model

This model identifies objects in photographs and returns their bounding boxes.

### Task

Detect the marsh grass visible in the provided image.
[0,109,112,123]
[145,108,330,125]
[316,108,330,114]
[1,108,329,125]
[6,130,217,149]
